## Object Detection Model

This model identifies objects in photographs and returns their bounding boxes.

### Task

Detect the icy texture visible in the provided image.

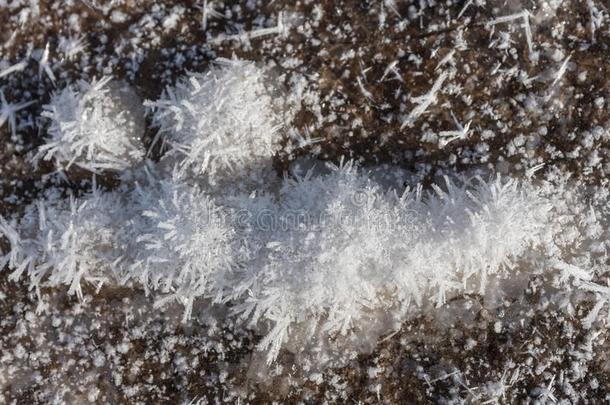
[2,160,596,363]
[0,188,131,300]
[129,174,244,322]
[235,162,556,361]
[0,172,250,318]
[2,58,607,365]
[36,77,145,172]
[145,59,281,182]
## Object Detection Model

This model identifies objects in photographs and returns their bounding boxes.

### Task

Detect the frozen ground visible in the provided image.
[0,0,609,403]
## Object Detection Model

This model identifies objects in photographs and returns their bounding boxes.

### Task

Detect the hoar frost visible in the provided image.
[2,58,607,366]
[3,160,598,363]
[0,172,244,321]
[236,162,555,361]
[129,175,244,322]
[0,188,132,300]
[145,59,282,182]
[35,76,145,172]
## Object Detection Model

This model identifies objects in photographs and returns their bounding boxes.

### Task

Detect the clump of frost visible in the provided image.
[128,174,245,321]
[0,171,245,318]
[35,77,145,172]
[233,160,418,360]
[0,187,131,300]
[145,59,282,182]
[1,159,605,365]
[234,161,554,362]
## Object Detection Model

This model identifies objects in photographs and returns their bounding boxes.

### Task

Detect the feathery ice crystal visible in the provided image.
[0,187,131,300]
[0,172,243,321]
[145,59,282,182]
[2,51,607,363]
[36,76,145,172]
[1,160,585,363]
[236,162,556,362]
[129,174,244,321]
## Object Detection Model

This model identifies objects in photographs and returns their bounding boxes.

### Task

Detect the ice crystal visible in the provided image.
[0,90,35,136]
[35,76,145,172]
[0,170,243,318]
[129,174,244,321]
[145,59,282,182]
[235,162,556,362]
[1,159,605,363]
[0,187,130,300]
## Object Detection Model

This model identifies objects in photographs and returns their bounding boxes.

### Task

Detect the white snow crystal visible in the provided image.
[0,90,35,136]
[129,173,245,321]
[0,60,27,79]
[0,169,244,317]
[232,161,555,362]
[401,71,448,128]
[145,59,282,183]
[3,157,605,363]
[35,77,145,172]
[57,35,88,60]
[0,187,131,300]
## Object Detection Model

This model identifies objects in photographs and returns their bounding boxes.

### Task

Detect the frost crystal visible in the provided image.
[0,90,35,136]
[402,71,448,128]
[129,175,244,321]
[235,162,554,362]
[0,60,28,79]
[2,158,603,363]
[36,77,145,172]
[0,171,243,317]
[145,59,282,182]
[57,34,88,60]
[0,188,131,300]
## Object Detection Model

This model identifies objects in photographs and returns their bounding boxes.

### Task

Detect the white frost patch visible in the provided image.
[237,162,557,362]
[0,187,131,301]
[35,77,145,172]
[0,171,244,319]
[145,59,283,183]
[3,159,604,364]
[129,174,245,322]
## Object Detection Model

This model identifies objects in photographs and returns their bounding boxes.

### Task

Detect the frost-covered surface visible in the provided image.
[35,77,145,172]
[0,172,242,321]
[234,163,559,363]
[0,0,609,402]
[1,159,607,369]
[0,187,130,301]
[128,173,243,321]
[146,59,282,182]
